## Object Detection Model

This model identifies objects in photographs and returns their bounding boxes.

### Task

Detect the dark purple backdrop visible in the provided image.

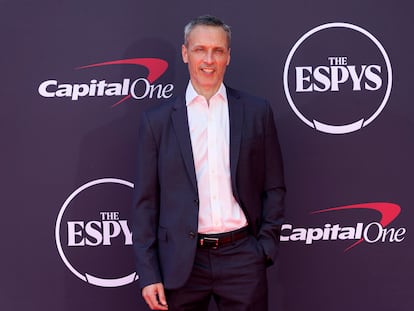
[2,1,413,310]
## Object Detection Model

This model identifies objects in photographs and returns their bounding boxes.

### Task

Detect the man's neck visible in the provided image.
[192,83,221,102]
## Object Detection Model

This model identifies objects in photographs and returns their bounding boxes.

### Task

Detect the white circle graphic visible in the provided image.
[283,22,393,134]
[55,178,138,287]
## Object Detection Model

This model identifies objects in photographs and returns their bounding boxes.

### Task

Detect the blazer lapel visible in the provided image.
[171,97,198,194]
[227,88,244,201]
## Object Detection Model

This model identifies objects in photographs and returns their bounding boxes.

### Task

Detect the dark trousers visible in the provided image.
[166,235,268,311]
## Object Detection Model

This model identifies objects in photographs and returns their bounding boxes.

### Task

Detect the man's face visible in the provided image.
[182,25,231,97]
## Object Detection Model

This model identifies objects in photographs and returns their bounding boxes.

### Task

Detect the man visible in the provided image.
[132,15,285,311]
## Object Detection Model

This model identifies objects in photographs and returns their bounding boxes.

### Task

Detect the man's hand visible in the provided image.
[142,282,168,310]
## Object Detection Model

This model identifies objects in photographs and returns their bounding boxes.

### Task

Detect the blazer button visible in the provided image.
[189,232,196,239]
[194,199,199,205]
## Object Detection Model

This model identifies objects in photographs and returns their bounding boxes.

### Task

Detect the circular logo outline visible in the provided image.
[283,22,393,134]
[55,178,138,287]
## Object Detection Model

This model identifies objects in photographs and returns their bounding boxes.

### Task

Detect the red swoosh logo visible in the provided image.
[76,58,169,107]
[311,202,401,251]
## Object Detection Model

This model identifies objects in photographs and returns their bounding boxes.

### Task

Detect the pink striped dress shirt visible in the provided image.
[186,81,248,234]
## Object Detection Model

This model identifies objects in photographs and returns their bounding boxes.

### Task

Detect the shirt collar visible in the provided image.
[185,81,227,106]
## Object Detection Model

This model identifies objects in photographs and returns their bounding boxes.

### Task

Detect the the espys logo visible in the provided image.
[55,178,138,287]
[39,58,173,107]
[283,23,392,134]
[281,202,406,252]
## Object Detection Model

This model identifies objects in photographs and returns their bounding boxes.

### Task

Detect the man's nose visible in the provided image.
[204,50,214,63]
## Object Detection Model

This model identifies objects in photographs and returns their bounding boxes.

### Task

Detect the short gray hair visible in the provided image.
[184,15,231,48]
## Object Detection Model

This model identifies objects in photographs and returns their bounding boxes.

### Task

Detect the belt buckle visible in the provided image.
[200,237,219,249]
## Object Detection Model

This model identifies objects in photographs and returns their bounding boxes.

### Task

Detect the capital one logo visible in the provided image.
[283,23,393,134]
[55,178,138,287]
[39,58,173,107]
[281,202,406,252]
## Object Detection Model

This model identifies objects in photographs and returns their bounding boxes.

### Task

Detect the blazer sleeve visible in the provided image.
[131,111,162,289]
[257,102,286,265]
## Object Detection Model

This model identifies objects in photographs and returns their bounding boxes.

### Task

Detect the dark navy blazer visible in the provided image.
[131,86,285,290]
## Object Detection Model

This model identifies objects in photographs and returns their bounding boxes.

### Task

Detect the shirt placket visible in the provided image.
[207,98,222,229]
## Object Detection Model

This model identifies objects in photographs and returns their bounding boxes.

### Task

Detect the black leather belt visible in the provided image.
[197,227,249,249]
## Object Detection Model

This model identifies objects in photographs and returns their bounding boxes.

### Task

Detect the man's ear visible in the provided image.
[227,48,231,66]
[182,44,188,64]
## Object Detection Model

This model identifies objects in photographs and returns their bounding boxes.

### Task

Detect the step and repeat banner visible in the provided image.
[2,1,413,310]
